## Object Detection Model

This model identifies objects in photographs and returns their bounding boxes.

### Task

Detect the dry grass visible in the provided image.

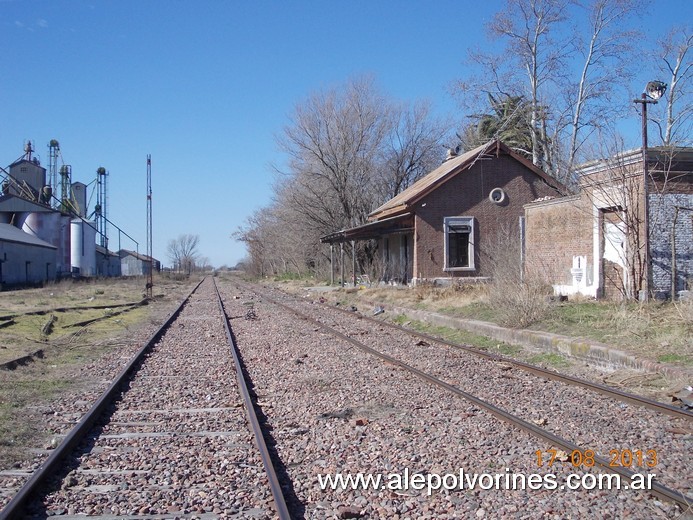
[674,297,693,323]
[361,281,488,310]
[0,277,145,316]
[273,273,692,369]
[485,240,554,328]
[487,275,554,328]
[0,274,199,470]
[0,274,194,358]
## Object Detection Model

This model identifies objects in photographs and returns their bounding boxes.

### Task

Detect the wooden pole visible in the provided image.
[330,243,334,286]
[352,240,357,287]
[340,242,344,286]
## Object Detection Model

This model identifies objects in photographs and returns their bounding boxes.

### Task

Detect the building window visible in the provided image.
[489,187,506,204]
[444,217,475,270]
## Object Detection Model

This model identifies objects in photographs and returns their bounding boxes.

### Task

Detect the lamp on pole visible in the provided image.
[633,80,667,300]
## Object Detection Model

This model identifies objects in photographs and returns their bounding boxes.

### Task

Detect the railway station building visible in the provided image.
[524,147,693,300]
[321,140,566,285]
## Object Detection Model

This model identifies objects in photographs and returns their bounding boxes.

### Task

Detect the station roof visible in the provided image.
[368,140,564,221]
[320,213,413,244]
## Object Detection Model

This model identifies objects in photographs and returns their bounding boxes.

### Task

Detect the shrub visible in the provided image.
[486,229,553,328]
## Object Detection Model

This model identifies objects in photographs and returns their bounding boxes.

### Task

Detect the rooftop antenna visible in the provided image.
[146,155,153,298]
[23,140,34,161]
[48,140,60,209]
[95,167,109,248]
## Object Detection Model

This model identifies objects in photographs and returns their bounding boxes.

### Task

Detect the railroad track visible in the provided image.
[0,278,290,519]
[326,296,693,421]
[2,276,691,518]
[234,279,692,516]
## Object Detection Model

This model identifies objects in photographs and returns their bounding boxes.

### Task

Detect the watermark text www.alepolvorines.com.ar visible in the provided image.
[317,468,656,496]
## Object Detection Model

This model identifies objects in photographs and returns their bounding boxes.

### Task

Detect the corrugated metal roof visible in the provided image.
[0,223,57,249]
[0,194,55,213]
[320,213,413,243]
[368,141,496,220]
[96,245,119,257]
[368,140,563,220]
[118,249,158,263]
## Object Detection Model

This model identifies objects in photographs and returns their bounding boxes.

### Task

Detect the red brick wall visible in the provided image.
[413,154,561,280]
[524,195,593,286]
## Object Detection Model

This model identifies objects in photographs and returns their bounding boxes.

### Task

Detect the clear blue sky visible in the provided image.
[1,1,687,267]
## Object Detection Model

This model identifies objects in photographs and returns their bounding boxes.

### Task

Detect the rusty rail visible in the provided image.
[253,284,692,515]
[212,278,291,520]
[328,303,693,421]
[0,280,203,520]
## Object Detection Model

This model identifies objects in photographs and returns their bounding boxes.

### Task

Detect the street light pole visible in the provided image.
[633,81,667,301]
[638,92,653,300]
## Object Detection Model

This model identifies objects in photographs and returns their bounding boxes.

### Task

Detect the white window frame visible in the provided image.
[443,216,476,271]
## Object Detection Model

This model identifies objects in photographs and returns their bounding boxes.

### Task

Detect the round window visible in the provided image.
[489,187,506,204]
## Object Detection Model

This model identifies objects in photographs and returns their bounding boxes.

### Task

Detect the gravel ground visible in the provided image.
[219,278,692,519]
[262,287,692,493]
[22,278,275,518]
[0,282,196,509]
[2,276,690,519]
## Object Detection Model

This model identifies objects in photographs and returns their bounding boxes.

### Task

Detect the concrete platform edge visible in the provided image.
[374,303,692,382]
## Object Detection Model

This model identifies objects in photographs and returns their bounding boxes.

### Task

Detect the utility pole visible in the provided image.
[633,80,666,301]
[146,155,153,298]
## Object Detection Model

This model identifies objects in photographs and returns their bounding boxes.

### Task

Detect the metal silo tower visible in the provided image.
[59,165,72,213]
[48,140,60,209]
[96,166,108,248]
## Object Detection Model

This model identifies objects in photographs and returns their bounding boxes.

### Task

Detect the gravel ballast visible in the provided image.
[2,276,690,519]
[218,278,691,519]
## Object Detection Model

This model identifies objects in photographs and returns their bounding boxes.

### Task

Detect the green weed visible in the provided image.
[528,353,571,368]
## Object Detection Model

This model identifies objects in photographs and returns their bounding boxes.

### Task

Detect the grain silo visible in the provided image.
[70,218,97,276]
[70,182,88,218]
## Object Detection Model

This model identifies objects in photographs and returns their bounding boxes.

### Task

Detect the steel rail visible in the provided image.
[324,302,693,421]
[212,279,291,520]
[0,279,204,520]
[247,281,692,420]
[256,288,692,515]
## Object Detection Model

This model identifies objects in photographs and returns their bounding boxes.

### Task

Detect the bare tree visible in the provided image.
[197,256,212,272]
[237,77,450,278]
[232,212,272,277]
[276,76,390,234]
[167,234,200,274]
[652,28,692,146]
[456,0,646,185]
[487,0,569,172]
[375,100,449,200]
[565,0,639,175]
[232,202,324,278]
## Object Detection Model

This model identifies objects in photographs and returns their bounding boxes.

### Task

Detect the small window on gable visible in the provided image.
[444,217,475,270]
